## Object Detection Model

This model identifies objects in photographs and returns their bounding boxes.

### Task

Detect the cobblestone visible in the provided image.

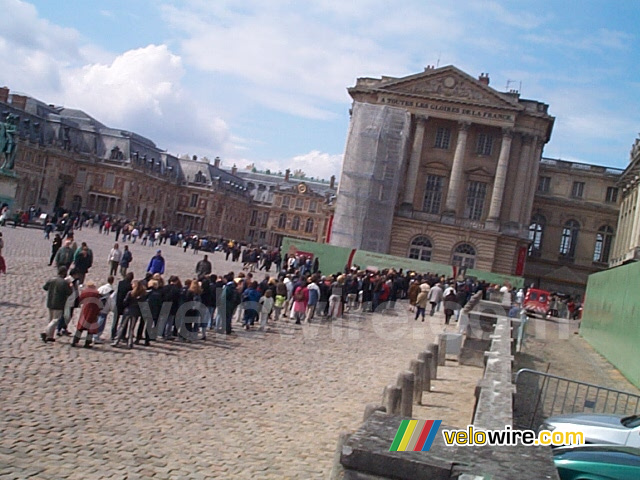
[0,225,479,478]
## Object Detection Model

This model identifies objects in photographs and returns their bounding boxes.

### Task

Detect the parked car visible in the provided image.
[540,413,640,447]
[554,444,640,480]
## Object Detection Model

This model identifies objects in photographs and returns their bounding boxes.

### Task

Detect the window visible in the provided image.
[559,219,580,259]
[295,198,304,210]
[277,213,287,229]
[249,210,258,227]
[309,200,317,213]
[104,172,115,190]
[571,182,585,198]
[528,214,546,257]
[537,176,551,193]
[281,196,290,209]
[423,175,444,214]
[464,181,487,220]
[291,216,300,231]
[76,169,87,186]
[605,187,619,203]
[452,243,476,269]
[434,127,451,149]
[305,218,314,234]
[593,226,615,263]
[261,212,268,228]
[408,236,433,261]
[476,133,493,156]
[189,194,198,208]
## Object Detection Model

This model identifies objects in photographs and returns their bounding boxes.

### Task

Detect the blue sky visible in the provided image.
[1,0,638,180]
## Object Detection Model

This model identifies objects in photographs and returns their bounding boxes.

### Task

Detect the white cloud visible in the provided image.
[239,150,343,181]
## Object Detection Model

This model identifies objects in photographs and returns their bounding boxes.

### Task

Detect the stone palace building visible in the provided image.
[331,66,621,295]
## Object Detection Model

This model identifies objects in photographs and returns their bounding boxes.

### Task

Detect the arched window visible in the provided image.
[593,225,615,263]
[305,218,314,234]
[559,219,580,259]
[528,214,546,257]
[408,236,433,261]
[278,213,287,229]
[291,216,300,231]
[452,243,476,268]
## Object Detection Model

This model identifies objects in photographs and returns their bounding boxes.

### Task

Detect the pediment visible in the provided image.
[378,66,521,110]
[465,166,494,177]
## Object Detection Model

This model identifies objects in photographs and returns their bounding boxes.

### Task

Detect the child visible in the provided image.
[259,290,274,331]
[273,293,285,322]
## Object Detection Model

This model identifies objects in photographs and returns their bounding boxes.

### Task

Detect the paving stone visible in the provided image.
[0,226,479,478]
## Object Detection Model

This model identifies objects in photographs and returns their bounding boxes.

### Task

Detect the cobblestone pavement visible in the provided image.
[0,226,480,479]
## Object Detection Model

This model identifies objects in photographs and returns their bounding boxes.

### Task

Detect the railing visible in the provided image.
[513,368,640,430]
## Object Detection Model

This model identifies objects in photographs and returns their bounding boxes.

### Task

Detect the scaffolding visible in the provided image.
[331,102,410,253]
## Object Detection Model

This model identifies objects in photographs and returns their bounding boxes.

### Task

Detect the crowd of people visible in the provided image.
[41,225,526,351]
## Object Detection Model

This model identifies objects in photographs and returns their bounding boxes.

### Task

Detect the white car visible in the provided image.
[540,413,640,447]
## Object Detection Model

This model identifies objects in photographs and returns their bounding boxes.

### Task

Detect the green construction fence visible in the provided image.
[580,261,640,389]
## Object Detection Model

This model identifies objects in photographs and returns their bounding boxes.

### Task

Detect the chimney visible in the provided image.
[478,73,490,86]
[192,155,198,161]
[285,168,290,182]
[0,87,8,104]
[11,94,27,110]
[231,164,237,175]
[330,175,336,189]
[214,156,221,168]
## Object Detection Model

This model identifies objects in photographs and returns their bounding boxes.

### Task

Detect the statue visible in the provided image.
[0,114,18,171]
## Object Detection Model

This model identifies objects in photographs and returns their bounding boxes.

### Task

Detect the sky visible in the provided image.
[0,0,638,181]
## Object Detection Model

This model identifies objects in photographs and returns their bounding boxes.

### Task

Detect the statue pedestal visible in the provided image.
[0,169,18,208]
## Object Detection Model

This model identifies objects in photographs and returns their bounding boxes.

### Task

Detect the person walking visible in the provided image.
[415,283,430,321]
[119,245,132,277]
[428,282,443,316]
[292,283,309,325]
[108,243,122,277]
[258,290,274,331]
[306,276,320,322]
[147,250,165,275]
[54,239,74,270]
[41,266,73,342]
[71,282,101,348]
[195,254,212,280]
[48,234,62,266]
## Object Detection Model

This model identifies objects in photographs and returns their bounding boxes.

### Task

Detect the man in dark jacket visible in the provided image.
[112,272,133,340]
[221,276,241,334]
[147,250,165,275]
[41,266,72,342]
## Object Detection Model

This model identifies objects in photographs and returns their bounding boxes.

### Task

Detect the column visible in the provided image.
[402,116,428,206]
[508,134,533,224]
[444,122,470,214]
[487,128,514,222]
[520,138,544,223]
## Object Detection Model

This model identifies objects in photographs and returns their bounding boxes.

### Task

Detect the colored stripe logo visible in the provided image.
[389,419,442,452]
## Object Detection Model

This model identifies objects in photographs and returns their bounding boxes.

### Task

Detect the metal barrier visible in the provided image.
[513,368,640,430]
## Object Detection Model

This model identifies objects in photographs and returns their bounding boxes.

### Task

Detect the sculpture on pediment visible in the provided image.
[398,76,494,103]
[0,113,18,171]
[110,146,124,160]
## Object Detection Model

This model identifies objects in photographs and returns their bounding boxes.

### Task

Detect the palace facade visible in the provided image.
[526,158,621,295]
[331,66,622,295]
[332,66,555,275]
[610,136,640,267]
[1,87,251,241]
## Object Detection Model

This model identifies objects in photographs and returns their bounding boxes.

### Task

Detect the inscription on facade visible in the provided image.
[379,96,513,121]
